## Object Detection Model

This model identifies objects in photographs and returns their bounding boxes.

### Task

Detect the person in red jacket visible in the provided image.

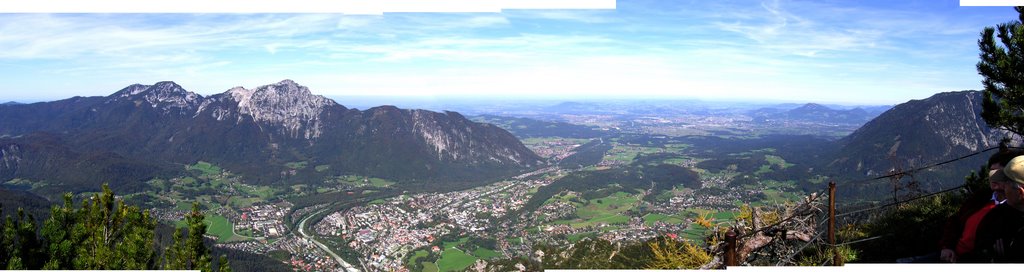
[897,148,1023,263]
[935,168,1004,262]
[974,156,1024,263]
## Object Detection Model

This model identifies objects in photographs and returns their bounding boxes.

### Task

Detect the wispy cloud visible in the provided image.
[0,0,1016,104]
[506,9,617,23]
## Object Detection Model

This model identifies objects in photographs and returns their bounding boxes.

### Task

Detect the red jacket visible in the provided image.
[939,188,995,253]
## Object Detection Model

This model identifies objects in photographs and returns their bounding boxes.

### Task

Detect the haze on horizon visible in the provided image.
[0,0,1015,105]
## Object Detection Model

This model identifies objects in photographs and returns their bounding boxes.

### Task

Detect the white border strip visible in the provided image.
[550,264,1024,272]
[961,0,1024,6]
[0,0,616,13]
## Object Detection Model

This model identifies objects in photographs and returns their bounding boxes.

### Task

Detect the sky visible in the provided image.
[0,0,1017,105]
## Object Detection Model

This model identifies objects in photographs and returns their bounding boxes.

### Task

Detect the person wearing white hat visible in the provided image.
[974,155,1024,263]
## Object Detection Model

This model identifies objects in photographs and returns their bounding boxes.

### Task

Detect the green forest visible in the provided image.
[0,184,229,271]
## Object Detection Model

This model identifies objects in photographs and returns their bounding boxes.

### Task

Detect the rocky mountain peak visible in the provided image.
[0,80,542,187]
[109,81,202,113]
[224,80,338,139]
[832,90,1009,176]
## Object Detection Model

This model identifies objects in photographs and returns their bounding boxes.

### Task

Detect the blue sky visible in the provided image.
[0,0,1016,105]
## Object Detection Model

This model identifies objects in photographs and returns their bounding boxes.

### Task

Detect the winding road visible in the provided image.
[297,208,361,272]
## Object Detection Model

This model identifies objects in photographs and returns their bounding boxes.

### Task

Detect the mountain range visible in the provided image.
[828,91,1010,179]
[749,103,881,124]
[0,81,1009,198]
[0,80,541,195]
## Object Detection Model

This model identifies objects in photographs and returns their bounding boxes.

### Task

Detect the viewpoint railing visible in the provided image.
[713,145,1009,267]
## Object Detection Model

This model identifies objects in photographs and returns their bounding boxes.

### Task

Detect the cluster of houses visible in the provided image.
[313,179,550,271]
[236,202,292,238]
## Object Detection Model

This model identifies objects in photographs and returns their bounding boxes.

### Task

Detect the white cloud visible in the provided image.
[336,16,380,29]
[0,0,1010,104]
[507,10,617,23]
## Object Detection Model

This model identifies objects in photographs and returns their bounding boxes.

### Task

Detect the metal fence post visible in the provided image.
[725,228,737,267]
[829,181,840,266]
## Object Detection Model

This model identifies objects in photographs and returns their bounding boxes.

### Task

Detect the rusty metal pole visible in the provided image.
[725,228,737,267]
[829,181,840,266]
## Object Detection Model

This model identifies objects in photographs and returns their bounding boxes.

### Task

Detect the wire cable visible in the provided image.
[835,235,885,246]
[712,145,1015,267]
[836,185,964,217]
[841,146,999,187]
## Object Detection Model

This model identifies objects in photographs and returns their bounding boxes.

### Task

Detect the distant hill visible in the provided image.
[859,105,893,117]
[828,91,1011,183]
[0,80,542,195]
[0,188,52,219]
[750,103,878,124]
[1,101,21,106]
[759,103,890,113]
[471,114,608,139]
[544,101,602,115]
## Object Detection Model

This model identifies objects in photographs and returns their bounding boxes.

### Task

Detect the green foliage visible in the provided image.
[284,161,308,170]
[794,245,858,266]
[406,249,430,270]
[646,237,711,269]
[436,248,476,272]
[218,255,232,272]
[165,203,212,271]
[845,192,960,262]
[964,164,991,197]
[473,248,502,259]
[540,238,627,269]
[832,161,992,263]
[539,236,712,269]
[2,208,43,270]
[267,250,291,261]
[1,185,154,269]
[558,139,614,168]
[550,191,638,228]
[41,194,78,269]
[642,213,685,226]
[0,185,223,271]
[194,214,243,243]
[979,7,1024,135]
[190,161,223,177]
[518,165,699,220]
[72,184,157,270]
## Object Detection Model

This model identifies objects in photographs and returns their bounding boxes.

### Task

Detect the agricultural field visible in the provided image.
[145,161,295,244]
[519,137,591,146]
[175,201,194,211]
[3,178,48,190]
[472,248,501,260]
[642,213,686,226]
[236,183,276,199]
[188,161,222,176]
[228,196,263,209]
[549,191,640,228]
[407,250,429,269]
[332,175,395,188]
[406,237,501,272]
[677,209,738,243]
[436,248,475,272]
[175,213,251,243]
[600,144,666,165]
[285,161,308,170]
